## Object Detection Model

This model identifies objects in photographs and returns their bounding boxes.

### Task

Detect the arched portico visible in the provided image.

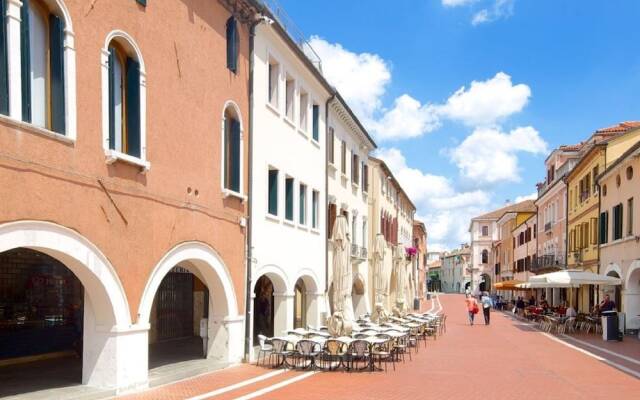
[250,265,289,357]
[0,221,143,391]
[292,269,322,328]
[624,260,640,329]
[139,242,242,365]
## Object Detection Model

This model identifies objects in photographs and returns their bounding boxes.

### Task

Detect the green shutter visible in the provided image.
[49,14,65,134]
[20,0,31,122]
[107,48,116,150]
[0,0,8,115]
[312,191,317,228]
[299,185,305,224]
[312,105,319,141]
[230,118,241,192]
[226,17,238,73]
[125,57,141,157]
[268,170,278,215]
[285,179,293,220]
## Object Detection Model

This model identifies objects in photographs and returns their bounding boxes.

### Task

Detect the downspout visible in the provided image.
[244,14,263,362]
[324,93,336,300]
[564,177,569,269]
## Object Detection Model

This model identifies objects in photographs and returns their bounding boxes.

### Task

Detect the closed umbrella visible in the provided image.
[372,233,387,304]
[393,244,407,310]
[328,216,352,336]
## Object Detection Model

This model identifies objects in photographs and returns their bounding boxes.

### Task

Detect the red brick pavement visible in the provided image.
[118,294,640,400]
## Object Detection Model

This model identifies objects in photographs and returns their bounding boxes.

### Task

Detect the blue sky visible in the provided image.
[276,0,640,250]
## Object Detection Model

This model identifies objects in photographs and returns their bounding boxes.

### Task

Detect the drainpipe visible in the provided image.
[244,13,265,363]
[324,93,336,302]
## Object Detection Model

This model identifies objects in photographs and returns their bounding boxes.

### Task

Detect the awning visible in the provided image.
[521,269,622,288]
[494,280,525,290]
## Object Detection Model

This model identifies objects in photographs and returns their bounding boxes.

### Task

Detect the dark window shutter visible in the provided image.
[49,14,65,134]
[268,170,278,215]
[125,57,141,157]
[285,179,293,220]
[226,17,238,73]
[107,48,116,150]
[312,105,319,141]
[230,118,241,192]
[20,0,31,122]
[0,0,9,115]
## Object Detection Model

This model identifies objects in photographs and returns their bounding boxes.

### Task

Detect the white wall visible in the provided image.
[249,25,329,348]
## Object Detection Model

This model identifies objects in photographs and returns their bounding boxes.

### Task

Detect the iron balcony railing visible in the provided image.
[351,243,359,258]
[360,247,368,259]
[532,255,563,271]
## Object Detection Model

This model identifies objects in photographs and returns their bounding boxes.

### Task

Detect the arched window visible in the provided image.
[226,16,238,73]
[19,0,65,133]
[481,249,488,264]
[102,31,147,169]
[107,42,140,157]
[293,279,306,329]
[222,102,243,195]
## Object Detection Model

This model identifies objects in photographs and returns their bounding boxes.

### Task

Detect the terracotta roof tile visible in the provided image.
[473,200,536,220]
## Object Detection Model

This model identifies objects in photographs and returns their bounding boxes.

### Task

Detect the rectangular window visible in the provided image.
[613,203,623,241]
[285,176,294,221]
[285,75,294,121]
[328,128,335,164]
[226,17,238,73]
[352,153,359,183]
[299,183,307,225]
[592,166,599,193]
[482,226,489,236]
[628,197,634,236]
[328,203,336,238]
[363,164,369,192]
[268,59,279,107]
[312,190,319,229]
[312,104,319,141]
[299,90,308,131]
[590,218,598,245]
[599,211,609,245]
[268,168,278,216]
[341,140,346,175]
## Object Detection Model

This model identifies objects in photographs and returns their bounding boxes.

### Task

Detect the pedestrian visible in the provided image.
[599,294,616,312]
[465,293,479,326]
[516,296,526,317]
[481,291,492,325]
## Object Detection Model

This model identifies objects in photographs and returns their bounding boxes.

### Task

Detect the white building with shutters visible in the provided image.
[248,14,332,357]
[326,94,377,319]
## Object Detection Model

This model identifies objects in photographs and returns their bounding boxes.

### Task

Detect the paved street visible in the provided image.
[119,294,640,400]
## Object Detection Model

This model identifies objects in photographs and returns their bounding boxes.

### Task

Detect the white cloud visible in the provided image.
[442,0,478,6]
[309,36,390,121]
[449,126,548,186]
[370,95,440,141]
[514,192,537,203]
[438,72,531,126]
[472,0,515,26]
[376,147,492,251]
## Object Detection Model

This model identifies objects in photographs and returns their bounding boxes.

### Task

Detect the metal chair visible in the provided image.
[256,334,273,367]
[346,340,371,371]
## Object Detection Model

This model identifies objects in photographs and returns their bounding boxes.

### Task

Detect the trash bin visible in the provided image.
[601,311,619,341]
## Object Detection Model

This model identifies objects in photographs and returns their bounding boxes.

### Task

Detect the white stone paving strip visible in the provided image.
[541,333,640,379]
[185,369,287,400]
[231,371,318,400]
[560,335,640,366]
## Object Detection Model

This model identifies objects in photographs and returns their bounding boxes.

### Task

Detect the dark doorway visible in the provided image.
[253,275,274,341]
[149,266,208,369]
[0,248,84,395]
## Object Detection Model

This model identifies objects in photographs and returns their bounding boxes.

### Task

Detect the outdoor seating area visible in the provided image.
[256,312,446,373]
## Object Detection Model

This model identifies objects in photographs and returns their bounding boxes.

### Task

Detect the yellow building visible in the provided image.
[567,124,640,311]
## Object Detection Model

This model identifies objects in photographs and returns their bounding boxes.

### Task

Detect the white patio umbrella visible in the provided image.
[372,233,387,304]
[394,244,407,305]
[527,269,622,286]
[331,215,351,315]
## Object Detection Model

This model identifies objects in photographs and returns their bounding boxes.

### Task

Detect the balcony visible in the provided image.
[360,247,368,259]
[532,255,563,272]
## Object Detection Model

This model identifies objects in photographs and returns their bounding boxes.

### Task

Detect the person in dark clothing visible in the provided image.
[516,297,526,317]
[528,296,536,306]
[599,294,616,312]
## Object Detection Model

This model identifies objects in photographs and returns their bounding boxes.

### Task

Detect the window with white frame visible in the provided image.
[102,31,146,166]
[298,89,308,131]
[299,183,307,225]
[285,74,294,121]
[312,190,319,229]
[10,0,73,135]
[285,176,294,221]
[268,57,279,108]
[268,167,278,216]
[222,103,242,194]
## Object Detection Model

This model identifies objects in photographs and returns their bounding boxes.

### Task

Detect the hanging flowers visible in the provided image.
[405,247,417,257]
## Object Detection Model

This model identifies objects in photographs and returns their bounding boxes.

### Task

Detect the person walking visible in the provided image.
[465,294,479,326]
[481,291,492,325]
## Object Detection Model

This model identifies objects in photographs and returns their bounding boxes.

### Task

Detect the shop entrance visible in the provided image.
[149,266,209,369]
[253,275,274,342]
[0,248,84,396]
